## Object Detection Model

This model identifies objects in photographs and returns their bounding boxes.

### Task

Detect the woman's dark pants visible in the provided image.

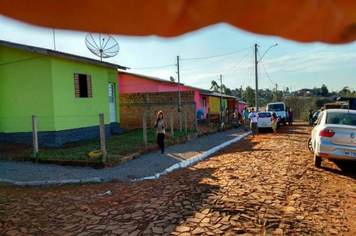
[157,133,165,154]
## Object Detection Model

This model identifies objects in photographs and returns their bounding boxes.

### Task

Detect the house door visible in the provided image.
[108,83,116,123]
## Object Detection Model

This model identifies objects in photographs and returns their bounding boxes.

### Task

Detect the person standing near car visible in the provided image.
[243,107,249,131]
[249,108,259,137]
[308,107,313,124]
[154,111,168,156]
[271,112,278,135]
[288,108,294,125]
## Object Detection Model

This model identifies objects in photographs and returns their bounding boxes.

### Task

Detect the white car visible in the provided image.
[308,109,356,167]
[257,112,274,131]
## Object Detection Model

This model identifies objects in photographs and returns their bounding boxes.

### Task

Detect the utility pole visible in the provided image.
[282,86,285,101]
[240,85,243,101]
[220,74,223,123]
[275,84,278,101]
[255,43,278,111]
[254,44,259,111]
[177,56,182,131]
[53,29,56,50]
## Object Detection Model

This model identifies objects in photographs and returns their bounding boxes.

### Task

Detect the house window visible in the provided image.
[74,73,92,98]
[203,97,206,107]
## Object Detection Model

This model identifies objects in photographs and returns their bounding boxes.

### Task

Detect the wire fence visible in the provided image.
[0,113,198,165]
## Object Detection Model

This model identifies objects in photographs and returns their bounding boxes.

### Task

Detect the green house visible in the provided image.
[0,40,128,147]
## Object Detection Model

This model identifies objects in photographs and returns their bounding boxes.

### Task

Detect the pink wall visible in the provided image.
[119,73,209,116]
[119,73,192,93]
[237,102,247,113]
[197,94,209,118]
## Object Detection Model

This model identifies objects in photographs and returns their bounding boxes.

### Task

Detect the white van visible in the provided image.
[266,102,287,125]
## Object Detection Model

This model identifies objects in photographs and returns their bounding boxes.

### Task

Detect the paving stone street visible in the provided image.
[0,123,355,236]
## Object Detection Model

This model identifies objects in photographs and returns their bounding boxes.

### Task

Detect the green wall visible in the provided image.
[0,47,55,132]
[51,58,118,131]
[0,46,119,133]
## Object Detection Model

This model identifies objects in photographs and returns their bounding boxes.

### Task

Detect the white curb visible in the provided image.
[132,131,251,182]
[12,177,101,187]
[1,131,250,186]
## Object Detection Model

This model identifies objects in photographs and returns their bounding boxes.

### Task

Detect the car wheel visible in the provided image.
[307,138,314,154]
[314,153,322,168]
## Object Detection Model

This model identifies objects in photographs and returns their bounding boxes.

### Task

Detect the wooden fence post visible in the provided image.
[32,115,38,160]
[170,111,174,138]
[99,113,107,163]
[143,112,147,149]
[184,110,187,133]
[208,108,211,126]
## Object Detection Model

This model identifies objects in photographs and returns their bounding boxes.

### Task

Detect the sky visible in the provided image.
[1,14,355,93]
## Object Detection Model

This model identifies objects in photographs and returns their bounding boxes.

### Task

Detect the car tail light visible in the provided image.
[318,153,329,156]
[319,129,335,137]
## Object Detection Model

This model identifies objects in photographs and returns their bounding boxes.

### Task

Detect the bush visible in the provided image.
[285,97,316,121]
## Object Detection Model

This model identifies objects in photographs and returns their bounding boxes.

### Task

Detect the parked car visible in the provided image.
[257,112,277,131]
[266,102,287,125]
[308,109,356,167]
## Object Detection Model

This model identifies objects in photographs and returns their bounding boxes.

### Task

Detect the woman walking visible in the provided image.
[155,111,168,156]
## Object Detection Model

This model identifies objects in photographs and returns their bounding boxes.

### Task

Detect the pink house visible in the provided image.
[118,71,211,118]
[237,101,247,113]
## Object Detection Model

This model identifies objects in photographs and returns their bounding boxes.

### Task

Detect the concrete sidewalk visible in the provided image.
[0,127,250,186]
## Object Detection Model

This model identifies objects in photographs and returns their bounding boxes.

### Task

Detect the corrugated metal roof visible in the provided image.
[0,40,129,70]
[200,91,240,100]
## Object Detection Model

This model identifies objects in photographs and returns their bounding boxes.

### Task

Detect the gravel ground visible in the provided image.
[0,127,246,183]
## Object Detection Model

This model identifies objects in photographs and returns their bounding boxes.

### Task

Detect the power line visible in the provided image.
[223,48,254,76]
[178,48,253,86]
[258,51,275,86]
[130,64,176,70]
[241,50,255,87]
[129,46,253,70]
[181,46,253,61]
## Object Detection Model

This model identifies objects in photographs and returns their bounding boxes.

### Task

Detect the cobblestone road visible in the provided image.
[0,123,355,236]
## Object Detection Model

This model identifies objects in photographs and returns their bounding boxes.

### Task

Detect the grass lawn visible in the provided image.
[0,121,237,164]
[1,129,196,163]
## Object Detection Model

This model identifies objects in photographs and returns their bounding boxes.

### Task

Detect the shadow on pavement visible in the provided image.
[0,133,259,235]
[321,165,356,180]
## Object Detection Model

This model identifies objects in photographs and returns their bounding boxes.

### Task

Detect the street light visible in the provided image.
[255,43,278,111]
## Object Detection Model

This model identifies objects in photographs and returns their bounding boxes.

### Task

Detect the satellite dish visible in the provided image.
[85,33,119,61]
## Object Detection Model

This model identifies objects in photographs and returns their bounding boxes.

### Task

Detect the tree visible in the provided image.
[339,86,351,96]
[231,88,241,97]
[221,84,227,94]
[243,86,255,107]
[210,80,220,92]
[225,88,232,96]
[313,86,320,95]
[320,84,329,97]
